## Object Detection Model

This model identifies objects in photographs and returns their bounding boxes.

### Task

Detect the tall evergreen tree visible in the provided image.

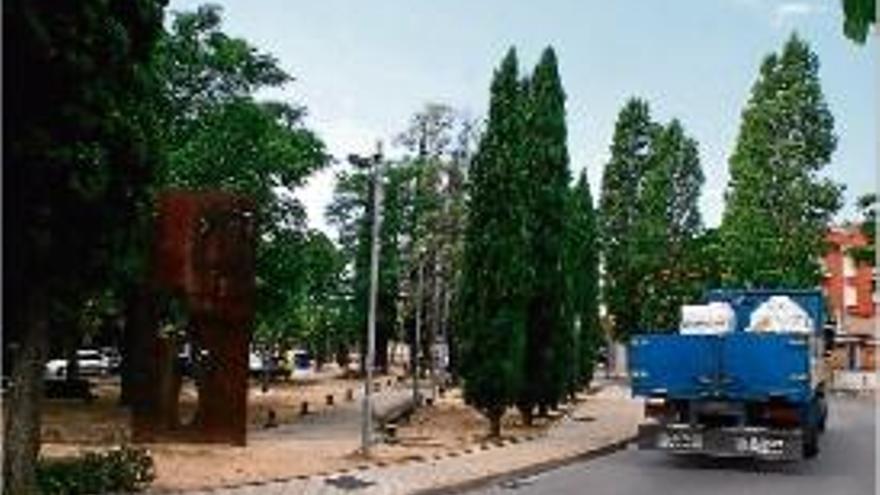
[567,170,601,389]
[634,119,704,330]
[458,48,529,437]
[598,99,657,341]
[720,35,841,288]
[517,47,573,421]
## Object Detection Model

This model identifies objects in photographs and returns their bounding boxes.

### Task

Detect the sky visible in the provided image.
[169,0,876,235]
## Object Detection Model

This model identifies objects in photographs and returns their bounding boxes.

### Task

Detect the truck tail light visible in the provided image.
[763,401,800,428]
[645,397,670,419]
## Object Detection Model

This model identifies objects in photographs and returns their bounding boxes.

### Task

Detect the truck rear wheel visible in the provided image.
[803,426,819,459]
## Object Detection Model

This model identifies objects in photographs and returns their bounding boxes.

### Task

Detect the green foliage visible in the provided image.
[4,0,165,322]
[851,194,877,265]
[720,34,841,289]
[37,446,155,495]
[518,47,574,413]
[327,159,412,370]
[842,0,876,44]
[394,103,475,377]
[567,171,601,387]
[598,99,657,340]
[634,119,705,331]
[458,48,529,429]
[254,228,347,352]
[4,1,164,489]
[155,5,330,340]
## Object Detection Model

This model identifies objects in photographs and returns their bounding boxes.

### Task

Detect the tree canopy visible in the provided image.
[720,34,841,289]
[458,48,529,436]
[3,1,166,492]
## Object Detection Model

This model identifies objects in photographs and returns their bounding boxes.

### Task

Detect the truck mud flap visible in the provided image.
[638,423,804,461]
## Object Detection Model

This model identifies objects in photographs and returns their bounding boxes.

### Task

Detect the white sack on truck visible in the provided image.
[747,296,813,333]
[680,302,736,335]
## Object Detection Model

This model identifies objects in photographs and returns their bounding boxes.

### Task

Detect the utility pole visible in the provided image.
[350,141,383,456]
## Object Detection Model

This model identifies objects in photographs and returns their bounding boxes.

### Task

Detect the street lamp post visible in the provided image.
[350,141,384,456]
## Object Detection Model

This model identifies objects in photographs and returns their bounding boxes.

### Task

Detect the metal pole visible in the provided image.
[362,141,383,455]
[413,257,423,406]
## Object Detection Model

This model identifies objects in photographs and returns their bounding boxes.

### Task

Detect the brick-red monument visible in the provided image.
[132,191,256,445]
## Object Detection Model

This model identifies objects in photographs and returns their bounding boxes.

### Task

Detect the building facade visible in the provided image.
[821,226,877,385]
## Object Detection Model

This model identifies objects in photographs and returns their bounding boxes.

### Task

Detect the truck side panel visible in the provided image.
[720,333,812,403]
[630,335,718,399]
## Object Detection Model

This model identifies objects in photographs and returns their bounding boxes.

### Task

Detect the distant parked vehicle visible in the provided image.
[290,349,312,379]
[100,347,122,374]
[249,351,289,379]
[44,349,110,380]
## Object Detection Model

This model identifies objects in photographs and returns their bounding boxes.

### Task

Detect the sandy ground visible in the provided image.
[38,372,564,492]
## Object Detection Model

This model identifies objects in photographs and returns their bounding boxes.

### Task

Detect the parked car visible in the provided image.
[290,349,312,380]
[249,351,289,379]
[44,349,110,380]
[100,347,122,374]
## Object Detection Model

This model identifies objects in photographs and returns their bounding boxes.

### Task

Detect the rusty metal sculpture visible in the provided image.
[132,191,255,445]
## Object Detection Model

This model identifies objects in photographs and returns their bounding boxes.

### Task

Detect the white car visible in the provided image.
[290,350,312,380]
[44,349,110,380]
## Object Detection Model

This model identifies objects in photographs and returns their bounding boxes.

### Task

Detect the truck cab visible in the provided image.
[629,289,828,460]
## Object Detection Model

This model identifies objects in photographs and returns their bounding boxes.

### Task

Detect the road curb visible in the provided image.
[411,435,638,495]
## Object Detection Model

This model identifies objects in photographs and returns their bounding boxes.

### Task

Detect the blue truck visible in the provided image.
[629,289,829,461]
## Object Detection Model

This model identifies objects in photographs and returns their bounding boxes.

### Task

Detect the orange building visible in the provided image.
[821,226,877,374]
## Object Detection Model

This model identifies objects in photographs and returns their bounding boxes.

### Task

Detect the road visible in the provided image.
[472,396,876,495]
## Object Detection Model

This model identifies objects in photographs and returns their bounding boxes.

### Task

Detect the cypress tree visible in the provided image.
[517,47,573,421]
[567,170,601,388]
[599,99,657,341]
[720,34,841,288]
[458,48,529,437]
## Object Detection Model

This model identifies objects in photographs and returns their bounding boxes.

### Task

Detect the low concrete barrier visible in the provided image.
[832,370,878,391]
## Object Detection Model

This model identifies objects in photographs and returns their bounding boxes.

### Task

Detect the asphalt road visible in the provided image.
[473,396,877,495]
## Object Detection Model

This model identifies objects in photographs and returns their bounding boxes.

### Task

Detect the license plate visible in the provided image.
[735,436,785,455]
[658,430,703,450]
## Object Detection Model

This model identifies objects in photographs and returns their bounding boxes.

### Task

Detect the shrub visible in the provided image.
[37,445,155,494]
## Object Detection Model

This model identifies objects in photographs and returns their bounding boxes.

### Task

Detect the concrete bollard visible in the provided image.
[265,409,278,428]
[385,422,398,444]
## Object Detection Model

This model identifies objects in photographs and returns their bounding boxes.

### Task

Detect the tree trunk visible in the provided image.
[335,343,349,369]
[3,289,50,495]
[65,336,80,382]
[488,409,502,439]
[155,337,181,430]
[119,286,142,406]
[538,403,548,418]
[518,404,534,427]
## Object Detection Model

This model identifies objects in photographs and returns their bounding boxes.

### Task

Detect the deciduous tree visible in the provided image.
[720,35,841,288]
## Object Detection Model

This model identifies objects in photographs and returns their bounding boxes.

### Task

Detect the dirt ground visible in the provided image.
[40,371,380,445]
[38,371,563,492]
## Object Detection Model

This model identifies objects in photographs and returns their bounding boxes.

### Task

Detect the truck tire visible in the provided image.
[803,426,819,459]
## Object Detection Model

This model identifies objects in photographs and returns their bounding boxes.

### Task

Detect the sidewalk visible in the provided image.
[169,383,643,495]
